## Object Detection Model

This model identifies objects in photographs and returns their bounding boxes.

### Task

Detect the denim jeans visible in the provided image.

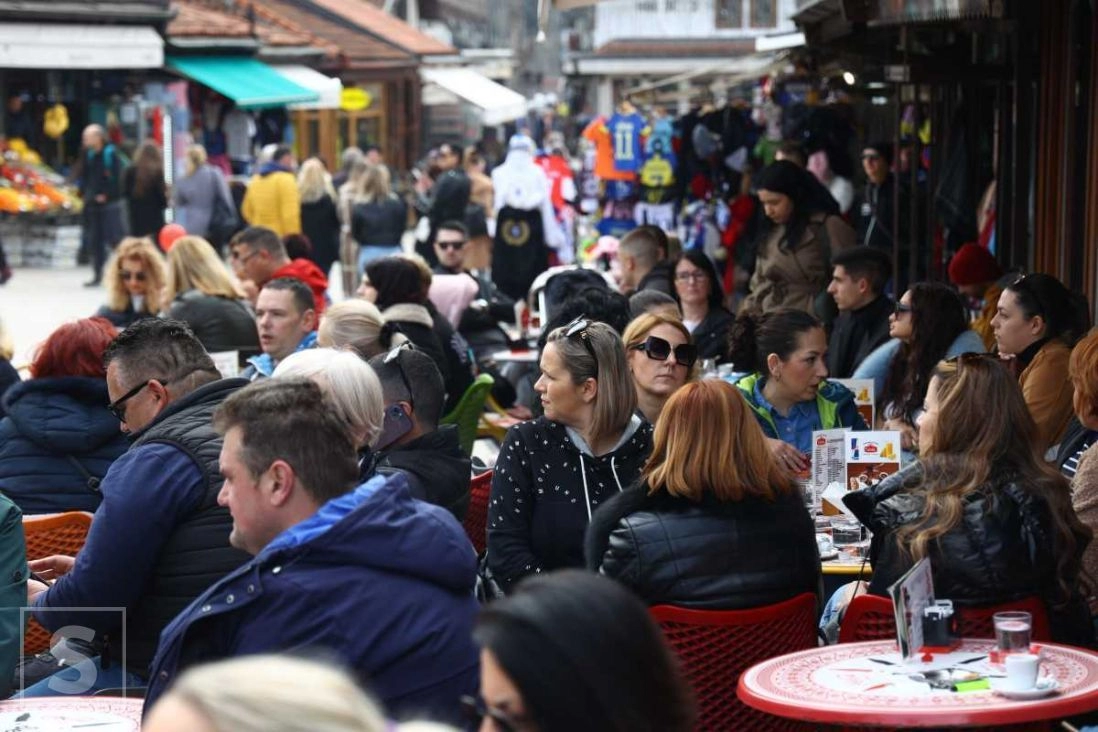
[358,244,401,273]
[13,655,144,698]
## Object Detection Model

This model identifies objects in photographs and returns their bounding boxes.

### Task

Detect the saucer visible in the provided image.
[990,677,1059,700]
[819,550,839,560]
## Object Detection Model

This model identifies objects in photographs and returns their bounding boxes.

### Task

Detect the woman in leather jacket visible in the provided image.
[587,379,819,609]
[843,353,1094,646]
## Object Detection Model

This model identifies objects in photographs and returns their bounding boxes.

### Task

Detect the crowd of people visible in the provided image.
[1,122,1098,729]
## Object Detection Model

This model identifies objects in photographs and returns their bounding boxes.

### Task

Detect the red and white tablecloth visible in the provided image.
[0,696,142,730]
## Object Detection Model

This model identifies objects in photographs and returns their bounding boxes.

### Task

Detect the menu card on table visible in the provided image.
[833,378,875,426]
[811,430,902,514]
[889,557,935,661]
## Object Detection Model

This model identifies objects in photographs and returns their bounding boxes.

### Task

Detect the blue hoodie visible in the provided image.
[145,473,480,721]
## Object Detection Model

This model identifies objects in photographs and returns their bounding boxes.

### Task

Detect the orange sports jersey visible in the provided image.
[582,117,634,182]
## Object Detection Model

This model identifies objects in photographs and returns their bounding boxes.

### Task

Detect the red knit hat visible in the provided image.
[948,243,1002,286]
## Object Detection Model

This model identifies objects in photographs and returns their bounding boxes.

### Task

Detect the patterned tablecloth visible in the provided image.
[0,696,142,731]
[738,639,1098,727]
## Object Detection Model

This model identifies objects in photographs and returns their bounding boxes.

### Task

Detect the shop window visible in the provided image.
[715,0,743,28]
[749,0,777,27]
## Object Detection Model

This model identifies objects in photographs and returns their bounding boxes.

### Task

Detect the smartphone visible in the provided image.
[374,404,413,451]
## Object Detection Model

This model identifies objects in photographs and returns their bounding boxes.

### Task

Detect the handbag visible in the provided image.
[208,189,240,244]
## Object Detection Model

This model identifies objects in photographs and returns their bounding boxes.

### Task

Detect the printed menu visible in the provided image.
[812,429,902,514]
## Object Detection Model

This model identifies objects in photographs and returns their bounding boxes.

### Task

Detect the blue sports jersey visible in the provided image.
[607,112,646,173]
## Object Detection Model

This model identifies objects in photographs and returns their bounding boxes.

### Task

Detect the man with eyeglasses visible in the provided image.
[228,226,328,315]
[364,347,470,522]
[23,319,249,695]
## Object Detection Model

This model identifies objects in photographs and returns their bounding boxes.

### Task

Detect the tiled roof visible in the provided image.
[305,0,456,56]
[168,1,323,49]
[594,38,757,57]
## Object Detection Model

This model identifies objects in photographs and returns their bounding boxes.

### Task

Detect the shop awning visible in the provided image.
[420,68,528,126]
[166,56,318,110]
[0,23,162,69]
[272,65,343,110]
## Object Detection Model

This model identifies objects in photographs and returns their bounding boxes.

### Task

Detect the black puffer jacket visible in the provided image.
[367,425,471,522]
[586,486,820,609]
[166,290,260,362]
[844,463,1094,646]
[487,416,653,592]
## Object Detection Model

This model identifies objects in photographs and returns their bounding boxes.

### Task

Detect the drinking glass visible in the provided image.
[994,611,1032,654]
[830,517,862,545]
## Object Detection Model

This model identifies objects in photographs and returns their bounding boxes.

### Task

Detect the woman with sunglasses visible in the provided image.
[674,250,734,362]
[622,312,697,424]
[587,380,819,609]
[485,320,653,594]
[992,272,1089,452]
[842,354,1094,646]
[470,570,694,732]
[93,236,166,329]
[729,308,867,473]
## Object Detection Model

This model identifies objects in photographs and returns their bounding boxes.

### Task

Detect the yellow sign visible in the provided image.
[340,87,372,111]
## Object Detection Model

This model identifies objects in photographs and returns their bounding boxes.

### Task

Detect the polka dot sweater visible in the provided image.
[485,416,653,592]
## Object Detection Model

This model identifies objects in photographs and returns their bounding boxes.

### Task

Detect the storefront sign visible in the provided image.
[875,0,999,24]
[340,87,372,111]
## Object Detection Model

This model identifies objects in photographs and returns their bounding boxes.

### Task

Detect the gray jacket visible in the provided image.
[172,164,230,237]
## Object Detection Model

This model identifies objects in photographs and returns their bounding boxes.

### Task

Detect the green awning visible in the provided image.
[166,55,319,109]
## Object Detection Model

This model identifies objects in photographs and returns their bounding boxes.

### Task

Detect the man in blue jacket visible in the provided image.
[24,320,249,695]
[145,379,480,721]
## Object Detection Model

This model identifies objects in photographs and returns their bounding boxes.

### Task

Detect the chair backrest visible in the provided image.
[838,593,1052,644]
[651,593,817,731]
[22,512,94,655]
[463,470,492,555]
[440,373,495,456]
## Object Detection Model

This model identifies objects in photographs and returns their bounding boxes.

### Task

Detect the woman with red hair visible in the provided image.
[0,317,129,513]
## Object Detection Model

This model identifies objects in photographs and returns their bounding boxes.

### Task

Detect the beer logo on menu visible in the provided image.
[816,436,827,446]
[863,442,880,455]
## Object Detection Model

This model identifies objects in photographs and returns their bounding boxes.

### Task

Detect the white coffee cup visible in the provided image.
[1004,653,1041,691]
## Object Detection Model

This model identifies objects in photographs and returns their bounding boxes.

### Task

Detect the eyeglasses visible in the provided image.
[894,302,912,315]
[120,269,146,282]
[675,271,707,283]
[460,695,524,732]
[231,248,259,264]
[631,335,698,367]
[436,239,466,251]
[564,316,597,361]
[383,343,415,409]
[107,376,170,423]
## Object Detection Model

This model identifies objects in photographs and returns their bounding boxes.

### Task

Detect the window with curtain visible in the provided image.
[715,0,743,28]
[750,0,777,27]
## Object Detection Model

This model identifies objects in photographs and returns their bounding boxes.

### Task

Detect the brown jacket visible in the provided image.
[741,212,855,316]
[1071,442,1098,611]
[1019,339,1074,452]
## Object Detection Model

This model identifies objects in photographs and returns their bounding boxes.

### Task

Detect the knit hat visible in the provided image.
[863,141,894,167]
[948,243,1002,286]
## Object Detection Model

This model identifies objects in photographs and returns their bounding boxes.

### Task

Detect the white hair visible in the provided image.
[273,348,384,448]
[317,299,407,359]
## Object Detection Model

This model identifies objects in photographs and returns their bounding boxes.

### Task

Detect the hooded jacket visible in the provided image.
[486,416,653,592]
[241,162,301,238]
[367,425,471,521]
[144,474,481,721]
[269,257,329,315]
[0,377,129,514]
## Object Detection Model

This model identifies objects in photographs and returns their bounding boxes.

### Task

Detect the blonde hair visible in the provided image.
[353,164,391,203]
[184,144,207,177]
[545,320,637,446]
[165,236,245,301]
[622,312,699,382]
[645,380,793,501]
[161,654,388,732]
[318,299,407,360]
[297,157,336,204]
[273,348,385,448]
[105,237,167,314]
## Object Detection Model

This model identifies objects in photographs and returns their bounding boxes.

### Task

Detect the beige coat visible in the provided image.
[1071,442,1098,611]
[1019,339,1074,452]
[741,212,855,316]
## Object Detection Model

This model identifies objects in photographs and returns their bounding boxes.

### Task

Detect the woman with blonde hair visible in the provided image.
[172,144,234,247]
[622,312,697,424]
[486,319,653,594]
[164,236,259,359]
[587,379,818,608]
[122,139,167,239]
[351,163,407,270]
[94,236,166,328]
[317,299,406,360]
[297,157,341,277]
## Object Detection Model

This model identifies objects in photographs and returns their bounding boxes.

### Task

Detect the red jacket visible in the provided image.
[269,258,329,315]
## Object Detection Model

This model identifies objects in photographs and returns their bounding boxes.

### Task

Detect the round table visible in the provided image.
[738,639,1098,727]
[0,696,142,730]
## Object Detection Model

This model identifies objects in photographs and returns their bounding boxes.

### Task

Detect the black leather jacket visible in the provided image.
[586,485,820,610]
[844,463,1094,646]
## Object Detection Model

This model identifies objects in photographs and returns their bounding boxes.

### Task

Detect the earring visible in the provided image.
[774,371,783,383]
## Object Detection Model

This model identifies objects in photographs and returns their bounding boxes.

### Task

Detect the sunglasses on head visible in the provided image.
[630,335,698,367]
[563,316,598,361]
[436,239,466,251]
[120,270,146,282]
[894,302,912,315]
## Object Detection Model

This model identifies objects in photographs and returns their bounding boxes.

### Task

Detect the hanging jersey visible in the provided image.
[639,155,674,188]
[596,216,638,239]
[634,202,676,231]
[605,179,637,202]
[607,112,647,173]
[645,118,675,160]
[535,154,575,212]
[581,117,633,181]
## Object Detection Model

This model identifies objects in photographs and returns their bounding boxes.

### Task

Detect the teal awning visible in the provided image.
[166,55,319,109]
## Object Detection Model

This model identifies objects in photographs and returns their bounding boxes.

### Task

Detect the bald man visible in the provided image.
[79,124,125,286]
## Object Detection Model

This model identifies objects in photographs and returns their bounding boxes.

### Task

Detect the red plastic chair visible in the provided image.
[838,593,1052,644]
[651,593,817,731]
[462,470,492,555]
[23,512,94,654]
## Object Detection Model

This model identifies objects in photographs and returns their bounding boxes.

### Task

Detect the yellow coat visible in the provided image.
[241,170,301,238]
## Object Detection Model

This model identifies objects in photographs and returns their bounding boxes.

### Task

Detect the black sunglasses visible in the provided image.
[107,376,170,423]
[894,302,912,315]
[564,316,598,361]
[460,695,523,732]
[383,343,415,409]
[630,335,698,367]
[436,239,466,251]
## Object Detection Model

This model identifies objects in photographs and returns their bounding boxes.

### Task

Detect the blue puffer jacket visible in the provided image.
[145,473,480,722]
[0,377,129,514]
